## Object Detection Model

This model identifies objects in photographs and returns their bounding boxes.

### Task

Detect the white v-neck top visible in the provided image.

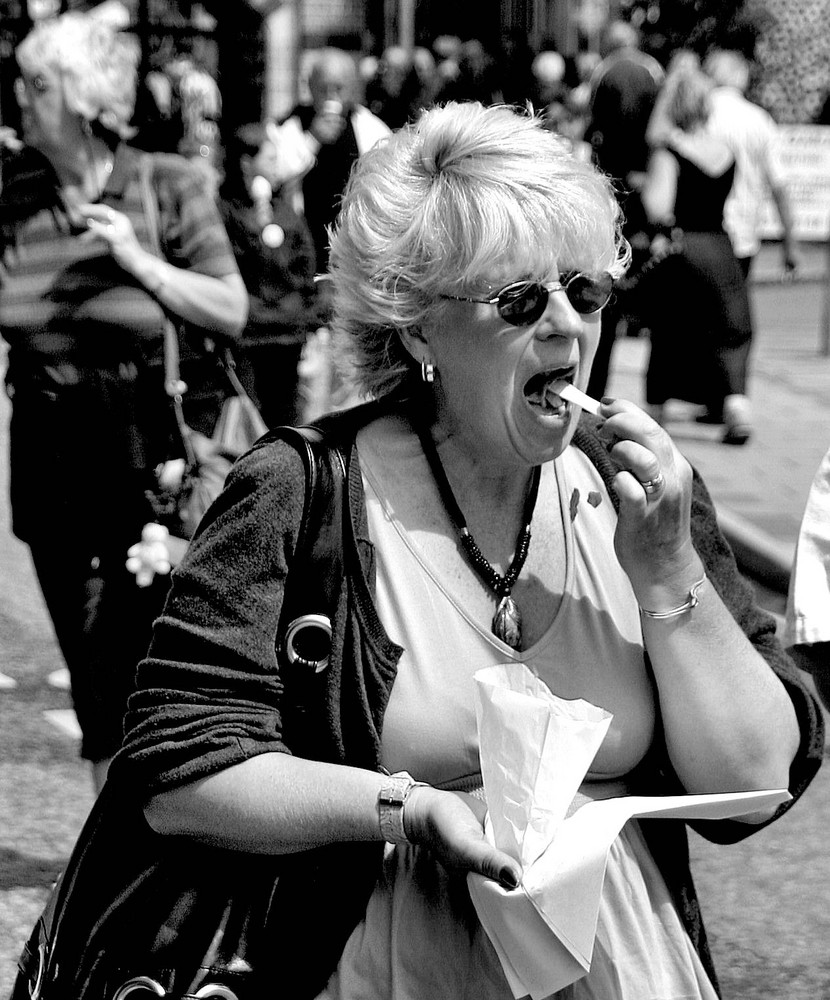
[357,420,655,789]
[315,421,717,1000]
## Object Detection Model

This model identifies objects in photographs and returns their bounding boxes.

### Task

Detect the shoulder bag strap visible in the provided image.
[138,154,183,396]
[137,154,197,464]
[273,424,346,676]
[139,156,261,428]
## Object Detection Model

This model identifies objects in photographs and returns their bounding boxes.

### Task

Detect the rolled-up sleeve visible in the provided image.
[116,439,307,793]
[156,154,240,279]
[685,467,825,843]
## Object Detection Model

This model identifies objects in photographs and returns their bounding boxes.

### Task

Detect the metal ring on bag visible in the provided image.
[27,941,46,1000]
[191,985,241,1000]
[283,613,332,673]
[112,976,166,1000]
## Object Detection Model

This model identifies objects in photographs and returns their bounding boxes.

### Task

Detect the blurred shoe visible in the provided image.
[0,671,18,691]
[722,393,752,446]
[722,424,752,446]
[47,667,71,690]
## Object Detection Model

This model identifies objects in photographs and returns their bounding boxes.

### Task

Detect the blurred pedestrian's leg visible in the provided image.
[28,533,169,792]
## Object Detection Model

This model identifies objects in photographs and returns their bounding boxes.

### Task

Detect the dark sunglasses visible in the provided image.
[442,272,614,326]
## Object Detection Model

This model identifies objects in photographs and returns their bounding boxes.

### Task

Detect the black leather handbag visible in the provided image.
[10,425,378,1000]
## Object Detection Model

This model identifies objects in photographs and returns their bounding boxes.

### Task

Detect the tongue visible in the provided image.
[525,378,566,410]
[525,371,569,404]
[542,384,565,409]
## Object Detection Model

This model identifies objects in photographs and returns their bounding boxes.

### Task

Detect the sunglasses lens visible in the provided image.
[565,273,614,314]
[497,284,548,326]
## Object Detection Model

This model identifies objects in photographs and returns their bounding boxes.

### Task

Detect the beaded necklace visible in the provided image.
[414,419,541,650]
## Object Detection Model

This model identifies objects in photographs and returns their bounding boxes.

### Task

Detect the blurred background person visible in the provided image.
[411,45,441,110]
[698,47,803,435]
[430,33,463,97]
[218,122,321,428]
[530,50,568,121]
[436,38,504,106]
[531,50,591,161]
[703,49,802,284]
[640,58,753,445]
[0,10,247,791]
[569,50,602,121]
[276,47,390,276]
[365,45,425,131]
[498,26,537,107]
[584,19,664,399]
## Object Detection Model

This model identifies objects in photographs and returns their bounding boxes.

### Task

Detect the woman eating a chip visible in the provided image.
[103,101,823,999]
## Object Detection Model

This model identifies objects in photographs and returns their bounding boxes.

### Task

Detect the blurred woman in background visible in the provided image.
[640,57,753,445]
[0,9,247,790]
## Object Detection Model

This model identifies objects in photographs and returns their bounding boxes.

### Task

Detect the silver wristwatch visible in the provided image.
[377,771,424,844]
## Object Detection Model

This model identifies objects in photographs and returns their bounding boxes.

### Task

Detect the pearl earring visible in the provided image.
[421,361,436,383]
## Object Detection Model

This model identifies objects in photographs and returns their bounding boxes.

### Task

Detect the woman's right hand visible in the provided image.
[403,786,522,890]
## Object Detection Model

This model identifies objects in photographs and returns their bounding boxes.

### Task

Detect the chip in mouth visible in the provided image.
[524,367,574,411]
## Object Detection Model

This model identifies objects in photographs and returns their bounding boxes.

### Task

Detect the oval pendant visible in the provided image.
[492,594,522,650]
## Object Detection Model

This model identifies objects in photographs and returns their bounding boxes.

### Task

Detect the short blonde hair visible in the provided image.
[16,12,139,136]
[329,101,628,400]
[665,65,714,132]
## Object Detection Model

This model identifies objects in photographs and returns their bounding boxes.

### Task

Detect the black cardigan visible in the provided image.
[114,401,824,998]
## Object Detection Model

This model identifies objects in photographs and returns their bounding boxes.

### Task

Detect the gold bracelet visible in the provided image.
[639,575,708,621]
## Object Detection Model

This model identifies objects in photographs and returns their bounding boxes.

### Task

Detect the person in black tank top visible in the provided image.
[641,58,753,445]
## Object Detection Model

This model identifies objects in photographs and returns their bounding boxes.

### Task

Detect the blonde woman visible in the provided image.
[0,11,247,790]
[17,102,822,1000]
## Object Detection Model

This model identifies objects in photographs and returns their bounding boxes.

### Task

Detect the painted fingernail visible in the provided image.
[601,396,616,405]
[499,867,520,889]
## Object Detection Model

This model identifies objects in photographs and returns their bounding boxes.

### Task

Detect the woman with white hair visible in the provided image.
[0,10,248,790]
[15,101,822,1000]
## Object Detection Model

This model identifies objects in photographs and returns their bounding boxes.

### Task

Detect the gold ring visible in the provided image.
[639,472,665,495]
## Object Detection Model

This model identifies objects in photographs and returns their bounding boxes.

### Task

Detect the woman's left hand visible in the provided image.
[79,202,146,273]
[598,397,704,606]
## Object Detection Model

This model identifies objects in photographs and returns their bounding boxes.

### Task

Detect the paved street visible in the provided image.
[1,245,829,998]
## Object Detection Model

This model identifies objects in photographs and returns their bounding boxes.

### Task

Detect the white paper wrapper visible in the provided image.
[474,663,612,868]
[468,663,791,999]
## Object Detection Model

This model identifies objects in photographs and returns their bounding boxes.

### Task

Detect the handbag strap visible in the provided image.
[274,423,346,671]
[138,155,262,427]
[138,154,185,398]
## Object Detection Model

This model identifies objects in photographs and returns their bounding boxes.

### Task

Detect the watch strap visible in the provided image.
[377,771,425,844]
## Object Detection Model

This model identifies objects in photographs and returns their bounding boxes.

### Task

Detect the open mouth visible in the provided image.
[523,366,575,413]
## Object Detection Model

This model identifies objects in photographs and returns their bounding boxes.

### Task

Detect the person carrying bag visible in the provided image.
[0,11,249,790]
